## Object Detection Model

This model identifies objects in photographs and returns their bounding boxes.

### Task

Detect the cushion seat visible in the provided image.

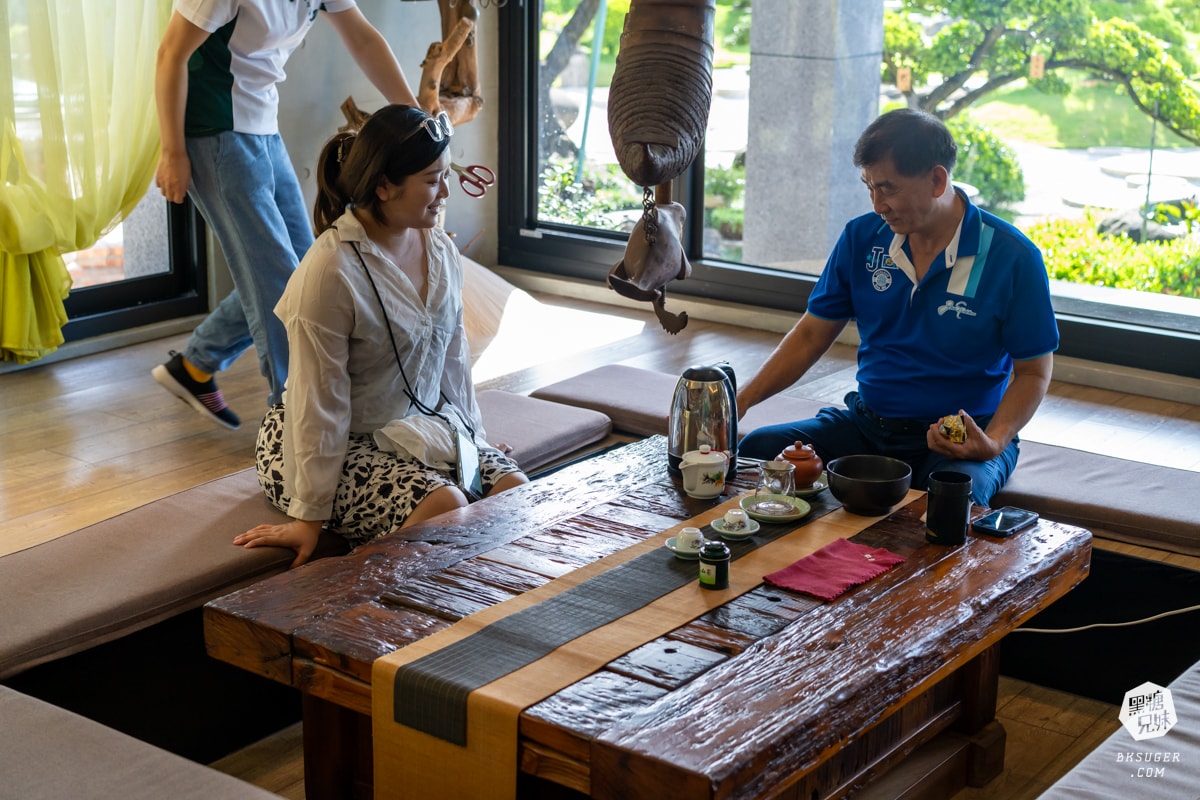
[476,389,612,473]
[0,685,280,800]
[530,364,824,438]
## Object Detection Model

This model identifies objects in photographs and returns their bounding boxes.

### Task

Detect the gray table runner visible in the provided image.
[392,496,840,744]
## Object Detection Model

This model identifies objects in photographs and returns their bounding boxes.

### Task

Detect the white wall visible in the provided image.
[278,0,502,265]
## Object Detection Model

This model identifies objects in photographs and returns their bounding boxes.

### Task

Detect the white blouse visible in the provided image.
[274,210,482,521]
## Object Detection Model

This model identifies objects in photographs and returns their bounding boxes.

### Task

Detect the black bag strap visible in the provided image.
[346,236,475,440]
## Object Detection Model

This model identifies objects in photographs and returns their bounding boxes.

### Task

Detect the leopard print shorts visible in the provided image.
[255,405,522,549]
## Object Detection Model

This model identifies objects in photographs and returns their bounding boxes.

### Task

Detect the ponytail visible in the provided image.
[313,131,357,234]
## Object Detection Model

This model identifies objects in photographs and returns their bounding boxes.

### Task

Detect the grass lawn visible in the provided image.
[971,74,1194,149]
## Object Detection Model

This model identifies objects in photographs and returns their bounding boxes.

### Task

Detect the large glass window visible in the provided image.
[501,1,1200,380]
[4,1,208,350]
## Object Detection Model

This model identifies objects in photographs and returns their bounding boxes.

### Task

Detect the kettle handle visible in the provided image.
[715,362,738,462]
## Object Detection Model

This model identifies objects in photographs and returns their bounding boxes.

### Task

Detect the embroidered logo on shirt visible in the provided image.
[866,246,896,273]
[867,246,898,292]
[937,300,977,319]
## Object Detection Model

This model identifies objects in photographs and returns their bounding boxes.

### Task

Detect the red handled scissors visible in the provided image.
[451,162,496,198]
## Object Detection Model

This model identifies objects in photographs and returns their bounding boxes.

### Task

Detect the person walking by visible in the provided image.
[152,0,418,429]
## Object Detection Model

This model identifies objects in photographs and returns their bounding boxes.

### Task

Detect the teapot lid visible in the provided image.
[685,444,727,465]
[782,441,818,460]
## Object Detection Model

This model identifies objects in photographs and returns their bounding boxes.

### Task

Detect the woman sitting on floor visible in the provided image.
[236,104,528,567]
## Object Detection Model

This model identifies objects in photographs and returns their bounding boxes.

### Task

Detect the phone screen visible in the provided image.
[972,506,1039,536]
[455,428,484,501]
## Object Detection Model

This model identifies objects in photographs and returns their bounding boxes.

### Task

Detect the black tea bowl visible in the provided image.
[826,455,913,516]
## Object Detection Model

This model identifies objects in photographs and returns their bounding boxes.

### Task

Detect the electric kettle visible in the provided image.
[667,362,737,479]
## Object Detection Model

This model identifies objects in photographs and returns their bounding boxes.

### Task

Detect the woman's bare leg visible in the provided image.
[402,485,469,527]
[488,471,529,496]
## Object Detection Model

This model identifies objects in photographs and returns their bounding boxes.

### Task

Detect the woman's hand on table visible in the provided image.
[234,518,325,568]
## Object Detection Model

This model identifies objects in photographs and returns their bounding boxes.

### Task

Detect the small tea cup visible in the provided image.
[676,526,704,552]
[722,509,749,531]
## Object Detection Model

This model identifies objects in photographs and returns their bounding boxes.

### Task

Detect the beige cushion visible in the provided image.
[529,364,824,437]
[994,441,1199,557]
[0,469,346,679]
[476,389,612,473]
[0,686,280,800]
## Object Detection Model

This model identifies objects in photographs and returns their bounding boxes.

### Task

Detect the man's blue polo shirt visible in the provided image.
[806,191,1059,420]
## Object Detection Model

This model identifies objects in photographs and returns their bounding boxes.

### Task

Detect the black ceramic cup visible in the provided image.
[925,471,973,546]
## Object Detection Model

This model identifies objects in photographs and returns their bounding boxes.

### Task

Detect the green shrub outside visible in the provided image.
[1025,211,1200,299]
[945,117,1026,209]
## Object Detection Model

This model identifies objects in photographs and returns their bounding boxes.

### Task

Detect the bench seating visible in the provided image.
[1040,657,1200,798]
[0,685,280,799]
[531,364,1198,557]
[0,390,611,680]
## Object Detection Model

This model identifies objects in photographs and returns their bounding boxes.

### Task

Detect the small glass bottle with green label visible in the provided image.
[699,540,731,590]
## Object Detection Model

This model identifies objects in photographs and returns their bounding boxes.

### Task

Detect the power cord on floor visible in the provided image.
[1012,602,1200,634]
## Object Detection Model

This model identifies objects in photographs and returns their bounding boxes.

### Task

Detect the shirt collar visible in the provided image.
[888,185,979,269]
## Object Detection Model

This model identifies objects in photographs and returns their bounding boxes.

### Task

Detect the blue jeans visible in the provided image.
[739,391,1019,505]
[182,132,314,407]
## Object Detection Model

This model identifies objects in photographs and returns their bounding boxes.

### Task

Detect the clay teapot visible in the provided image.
[777,441,823,487]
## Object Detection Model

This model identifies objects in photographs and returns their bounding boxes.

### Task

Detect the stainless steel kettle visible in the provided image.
[668,363,737,479]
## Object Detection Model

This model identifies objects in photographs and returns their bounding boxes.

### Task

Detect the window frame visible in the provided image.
[61,201,209,342]
[497,4,1200,381]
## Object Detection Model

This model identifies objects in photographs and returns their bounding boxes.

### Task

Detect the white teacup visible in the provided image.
[676,526,704,552]
[722,509,749,531]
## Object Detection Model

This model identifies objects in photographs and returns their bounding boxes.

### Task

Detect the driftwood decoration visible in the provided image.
[421,0,484,125]
[606,0,715,333]
[338,2,483,126]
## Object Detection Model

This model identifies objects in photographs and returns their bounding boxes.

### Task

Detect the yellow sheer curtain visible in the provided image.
[1,0,170,363]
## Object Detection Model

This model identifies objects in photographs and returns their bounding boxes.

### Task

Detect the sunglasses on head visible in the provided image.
[399,111,454,144]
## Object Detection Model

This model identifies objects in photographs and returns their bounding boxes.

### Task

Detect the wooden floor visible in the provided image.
[4,286,1200,799]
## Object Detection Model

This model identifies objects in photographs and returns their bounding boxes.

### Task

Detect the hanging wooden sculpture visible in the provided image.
[607,0,715,334]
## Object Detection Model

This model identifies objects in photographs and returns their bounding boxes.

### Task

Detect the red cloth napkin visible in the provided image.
[763,538,905,601]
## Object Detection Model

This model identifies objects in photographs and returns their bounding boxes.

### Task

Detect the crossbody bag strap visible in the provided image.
[346,237,475,440]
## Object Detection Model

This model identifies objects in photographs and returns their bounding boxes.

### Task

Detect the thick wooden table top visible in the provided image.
[204,436,1092,797]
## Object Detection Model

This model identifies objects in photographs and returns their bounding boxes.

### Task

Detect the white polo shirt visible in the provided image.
[176,0,356,136]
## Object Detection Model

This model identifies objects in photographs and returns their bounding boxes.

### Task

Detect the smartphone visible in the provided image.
[972,506,1039,537]
[454,428,484,501]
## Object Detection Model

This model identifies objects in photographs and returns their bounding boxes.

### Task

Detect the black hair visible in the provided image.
[852,108,957,177]
[313,104,451,233]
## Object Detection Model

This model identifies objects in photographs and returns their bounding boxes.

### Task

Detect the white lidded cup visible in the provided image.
[677,526,704,552]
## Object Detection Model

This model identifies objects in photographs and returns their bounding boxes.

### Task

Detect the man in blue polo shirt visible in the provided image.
[737,108,1058,505]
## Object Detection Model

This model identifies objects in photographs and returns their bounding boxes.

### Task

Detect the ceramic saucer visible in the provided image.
[710,518,761,541]
[740,494,812,523]
[793,472,829,499]
[665,536,702,559]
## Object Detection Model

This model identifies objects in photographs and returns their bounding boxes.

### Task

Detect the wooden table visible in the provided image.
[204,436,1092,800]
